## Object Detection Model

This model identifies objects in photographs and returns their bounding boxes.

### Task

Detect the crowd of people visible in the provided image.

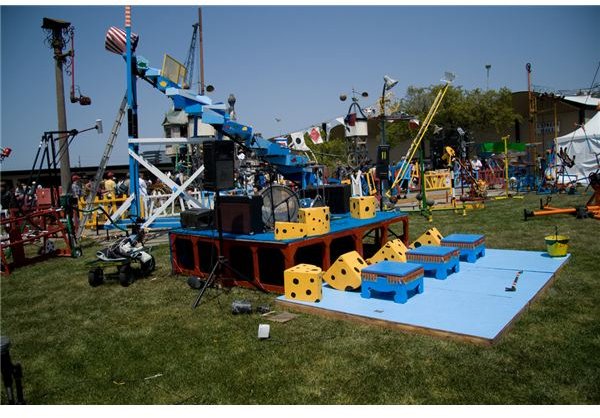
[0,171,169,215]
[69,171,132,201]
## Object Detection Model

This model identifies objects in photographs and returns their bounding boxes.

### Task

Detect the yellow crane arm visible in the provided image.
[387,81,452,197]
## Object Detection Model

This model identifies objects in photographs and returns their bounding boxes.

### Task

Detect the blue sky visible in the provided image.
[1,5,599,170]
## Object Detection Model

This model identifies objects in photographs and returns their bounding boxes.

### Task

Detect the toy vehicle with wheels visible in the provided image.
[87,231,155,287]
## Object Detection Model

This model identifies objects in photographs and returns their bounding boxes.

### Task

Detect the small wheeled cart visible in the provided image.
[87,234,155,287]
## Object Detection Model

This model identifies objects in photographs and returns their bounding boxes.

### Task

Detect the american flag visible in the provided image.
[105,26,139,55]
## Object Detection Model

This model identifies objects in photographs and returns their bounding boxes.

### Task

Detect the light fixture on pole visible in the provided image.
[378,75,398,210]
[485,64,491,90]
[227,94,236,121]
[380,75,398,145]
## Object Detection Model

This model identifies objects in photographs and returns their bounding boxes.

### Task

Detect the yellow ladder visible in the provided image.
[387,77,453,198]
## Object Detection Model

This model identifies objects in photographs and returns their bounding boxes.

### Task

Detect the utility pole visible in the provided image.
[198,7,205,95]
[526,63,537,144]
[485,64,491,90]
[42,17,72,195]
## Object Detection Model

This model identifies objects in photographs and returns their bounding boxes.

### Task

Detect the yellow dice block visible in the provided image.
[298,206,330,223]
[284,263,323,302]
[299,206,331,235]
[409,227,444,249]
[350,196,377,219]
[368,239,408,264]
[323,250,367,291]
[274,221,308,240]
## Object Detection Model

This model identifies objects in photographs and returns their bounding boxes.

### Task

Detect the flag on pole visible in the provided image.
[105,26,139,55]
[275,137,288,148]
[290,131,310,151]
[308,127,323,144]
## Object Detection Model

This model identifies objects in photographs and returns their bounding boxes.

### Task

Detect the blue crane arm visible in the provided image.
[134,60,314,184]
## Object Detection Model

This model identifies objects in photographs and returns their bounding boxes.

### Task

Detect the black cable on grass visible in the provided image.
[74,205,128,232]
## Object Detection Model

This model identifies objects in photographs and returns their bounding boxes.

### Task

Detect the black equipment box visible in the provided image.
[300,183,351,214]
[376,144,391,178]
[203,140,235,191]
[217,195,264,234]
[180,208,214,229]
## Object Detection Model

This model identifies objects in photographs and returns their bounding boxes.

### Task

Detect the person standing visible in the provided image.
[139,173,148,197]
[103,172,117,198]
[470,155,483,179]
[71,175,84,199]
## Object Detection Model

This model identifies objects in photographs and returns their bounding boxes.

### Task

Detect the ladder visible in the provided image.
[76,94,128,238]
[387,80,452,197]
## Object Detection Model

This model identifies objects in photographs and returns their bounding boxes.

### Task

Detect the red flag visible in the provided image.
[345,113,357,127]
[309,127,323,144]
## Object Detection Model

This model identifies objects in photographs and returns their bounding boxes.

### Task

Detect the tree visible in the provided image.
[385,85,521,149]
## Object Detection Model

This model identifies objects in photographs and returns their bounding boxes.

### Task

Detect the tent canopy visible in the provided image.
[556,111,600,183]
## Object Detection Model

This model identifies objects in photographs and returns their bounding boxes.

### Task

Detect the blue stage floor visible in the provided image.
[277,249,570,344]
[171,210,407,242]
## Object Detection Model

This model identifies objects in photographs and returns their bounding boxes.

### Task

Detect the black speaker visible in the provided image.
[180,208,214,229]
[301,183,351,214]
[217,195,264,234]
[203,140,235,191]
[376,144,390,178]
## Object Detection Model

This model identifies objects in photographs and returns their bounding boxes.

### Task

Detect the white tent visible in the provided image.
[556,101,600,184]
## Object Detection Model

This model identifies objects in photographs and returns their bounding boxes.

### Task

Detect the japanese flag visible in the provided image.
[308,127,323,144]
[289,131,310,151]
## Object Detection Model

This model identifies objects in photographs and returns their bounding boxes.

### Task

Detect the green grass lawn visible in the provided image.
[1,191,599,404]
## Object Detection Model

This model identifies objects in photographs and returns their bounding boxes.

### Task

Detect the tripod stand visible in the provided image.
[191,189,260,308]
[192,189,227,308]
[1,336,25,404]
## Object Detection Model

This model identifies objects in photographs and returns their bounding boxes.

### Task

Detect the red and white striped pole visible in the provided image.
[125,5,131,27]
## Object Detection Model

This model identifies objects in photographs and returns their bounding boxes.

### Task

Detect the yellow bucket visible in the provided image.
[545,234,569,257]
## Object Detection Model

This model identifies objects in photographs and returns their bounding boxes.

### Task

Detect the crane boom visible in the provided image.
[387,81,452,197]
[183,23,198,89]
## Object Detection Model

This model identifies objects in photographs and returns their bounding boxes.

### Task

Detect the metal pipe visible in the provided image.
[198,7,205,95]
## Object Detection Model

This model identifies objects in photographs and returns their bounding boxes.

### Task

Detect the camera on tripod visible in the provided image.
[1,336,25,404]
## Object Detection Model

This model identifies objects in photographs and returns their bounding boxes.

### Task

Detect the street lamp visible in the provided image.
[378,75,398,210]
[380,75,399,145]
[485,64,491,90]
[227,94,236,121]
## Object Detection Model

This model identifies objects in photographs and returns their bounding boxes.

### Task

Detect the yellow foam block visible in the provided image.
[298,206,330,223]
[410,227,443,249]
[299,207,331,235]
[274,221,308,240]
[350,196,377,219]
[322,250,367,291]
[284,263,323,302]
[368,239,408,264]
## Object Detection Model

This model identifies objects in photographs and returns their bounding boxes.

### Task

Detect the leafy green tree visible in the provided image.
[303,130,346,169]
[385,85,521,149]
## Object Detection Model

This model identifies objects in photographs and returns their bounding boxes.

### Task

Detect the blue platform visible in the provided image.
[170,210,406,243]
[441,233,486,263]
[277,249,570,344]
[406,245,460,280]
[361,261,424,304]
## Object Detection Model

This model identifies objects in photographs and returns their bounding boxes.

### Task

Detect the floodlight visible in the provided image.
[442,72,456,83]
[383,75,398,91]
